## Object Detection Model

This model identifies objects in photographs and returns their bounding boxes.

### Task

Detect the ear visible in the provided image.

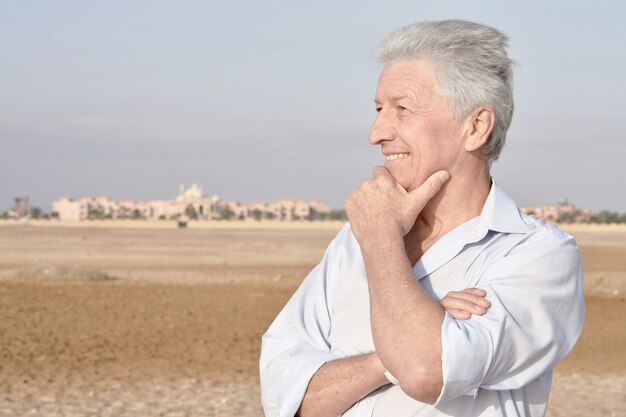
[464,107,495,153]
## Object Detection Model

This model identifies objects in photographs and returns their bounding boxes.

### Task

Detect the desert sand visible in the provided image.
[0,221,624,416]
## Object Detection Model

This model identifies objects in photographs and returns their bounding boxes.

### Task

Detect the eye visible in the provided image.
[398,105,407,111]
[375,106,382,113]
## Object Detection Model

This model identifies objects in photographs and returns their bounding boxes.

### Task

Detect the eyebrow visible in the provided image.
[374,93,419,105]
[391,93,411,101]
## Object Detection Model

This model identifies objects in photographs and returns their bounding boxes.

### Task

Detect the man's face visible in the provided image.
[369,59,467,192]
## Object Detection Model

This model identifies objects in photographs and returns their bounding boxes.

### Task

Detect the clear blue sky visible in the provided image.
[1,1,625,211]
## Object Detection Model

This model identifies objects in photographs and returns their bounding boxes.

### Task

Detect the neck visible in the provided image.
[414,165,491,242]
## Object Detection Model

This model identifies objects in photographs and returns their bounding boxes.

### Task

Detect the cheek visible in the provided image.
[415,123,461,167]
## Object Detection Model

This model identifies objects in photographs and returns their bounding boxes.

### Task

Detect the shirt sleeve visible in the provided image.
[435,228,585,404]
[260,226,348,417]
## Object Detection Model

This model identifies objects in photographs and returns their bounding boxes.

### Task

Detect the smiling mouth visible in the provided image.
[385,153,410,161]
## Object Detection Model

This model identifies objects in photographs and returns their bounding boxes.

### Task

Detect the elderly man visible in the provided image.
[260,20,584,417]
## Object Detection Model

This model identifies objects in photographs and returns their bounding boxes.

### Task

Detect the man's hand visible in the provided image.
[345,166,450,248]
[441,288,491,320]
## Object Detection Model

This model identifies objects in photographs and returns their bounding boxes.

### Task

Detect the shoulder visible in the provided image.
[331,222,362,254]
[312,223,362,275]
[481,212,582,289]
[321,223,367,283]
[514,211,580,257]
[520,210,572,240]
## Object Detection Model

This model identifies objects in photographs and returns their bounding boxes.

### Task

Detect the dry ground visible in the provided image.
[0,222,624,416]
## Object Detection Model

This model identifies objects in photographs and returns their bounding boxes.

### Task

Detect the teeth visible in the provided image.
[386,153,410,161]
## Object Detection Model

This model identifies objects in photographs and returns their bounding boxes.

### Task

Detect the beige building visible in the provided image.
[310,199,332,219]
[52,184,334,222]
[248,201,269,219]
[521,199,590,224]
[265,199,311,221]
[222,201,247,220]
[52,197,82,221]
[175,184,220,220]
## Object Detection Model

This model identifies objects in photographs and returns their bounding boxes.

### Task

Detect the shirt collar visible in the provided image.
[412,180,528,280]
[478,180,529,235]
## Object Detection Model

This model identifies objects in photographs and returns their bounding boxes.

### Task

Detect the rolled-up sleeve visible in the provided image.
[260,226,347,417]
[435,231,585,404]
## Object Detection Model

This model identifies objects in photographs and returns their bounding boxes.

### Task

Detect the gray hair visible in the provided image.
[375,20,514,163]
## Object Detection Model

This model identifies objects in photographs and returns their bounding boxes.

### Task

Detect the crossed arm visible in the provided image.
[296,288,490,417]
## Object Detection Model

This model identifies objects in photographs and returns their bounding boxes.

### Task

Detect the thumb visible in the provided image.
[407,170,451,209]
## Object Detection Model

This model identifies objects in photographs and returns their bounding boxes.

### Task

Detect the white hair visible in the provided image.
[375,20,515,163]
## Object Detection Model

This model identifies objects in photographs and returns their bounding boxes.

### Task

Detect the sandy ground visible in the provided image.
[0,222,624,416]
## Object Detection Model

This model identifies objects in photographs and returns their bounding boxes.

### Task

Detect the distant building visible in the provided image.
[310,199,332,219]
[52,197,81,221]
[521,198,591,224]
[268,198,310,221]
[220,200,246,220]
[51,184,334,222]
[175,183,220,220]
[249,201,269,220]
[10,196,30,219]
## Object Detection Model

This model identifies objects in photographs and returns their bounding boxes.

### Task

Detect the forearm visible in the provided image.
[362,237,445,403]
[297,352,389,417]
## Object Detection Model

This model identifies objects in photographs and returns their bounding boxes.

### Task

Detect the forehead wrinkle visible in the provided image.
[374,91,421,105]
[392,92,419,103]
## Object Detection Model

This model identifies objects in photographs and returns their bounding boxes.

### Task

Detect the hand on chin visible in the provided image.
[345,166,450,249]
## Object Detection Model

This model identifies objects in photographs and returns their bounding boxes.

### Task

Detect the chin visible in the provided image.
[395,175,414,191]
[384,166,418,191]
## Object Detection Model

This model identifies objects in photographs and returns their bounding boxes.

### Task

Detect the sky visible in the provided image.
[1,0,625,212]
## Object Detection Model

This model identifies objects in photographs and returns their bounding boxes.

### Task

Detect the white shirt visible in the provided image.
[260,182,585,417]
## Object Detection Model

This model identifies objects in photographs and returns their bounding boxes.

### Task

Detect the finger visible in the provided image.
[372,165,392,179]
[457,289,490,307]
[446,291,491,308]
[459,288,487,297]
[441,296,488,314]
[446,309,471,320]
[443,299,487,314]
[407,170,451,207]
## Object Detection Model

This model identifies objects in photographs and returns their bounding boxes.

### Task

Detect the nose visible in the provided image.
[368,110,395,145]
